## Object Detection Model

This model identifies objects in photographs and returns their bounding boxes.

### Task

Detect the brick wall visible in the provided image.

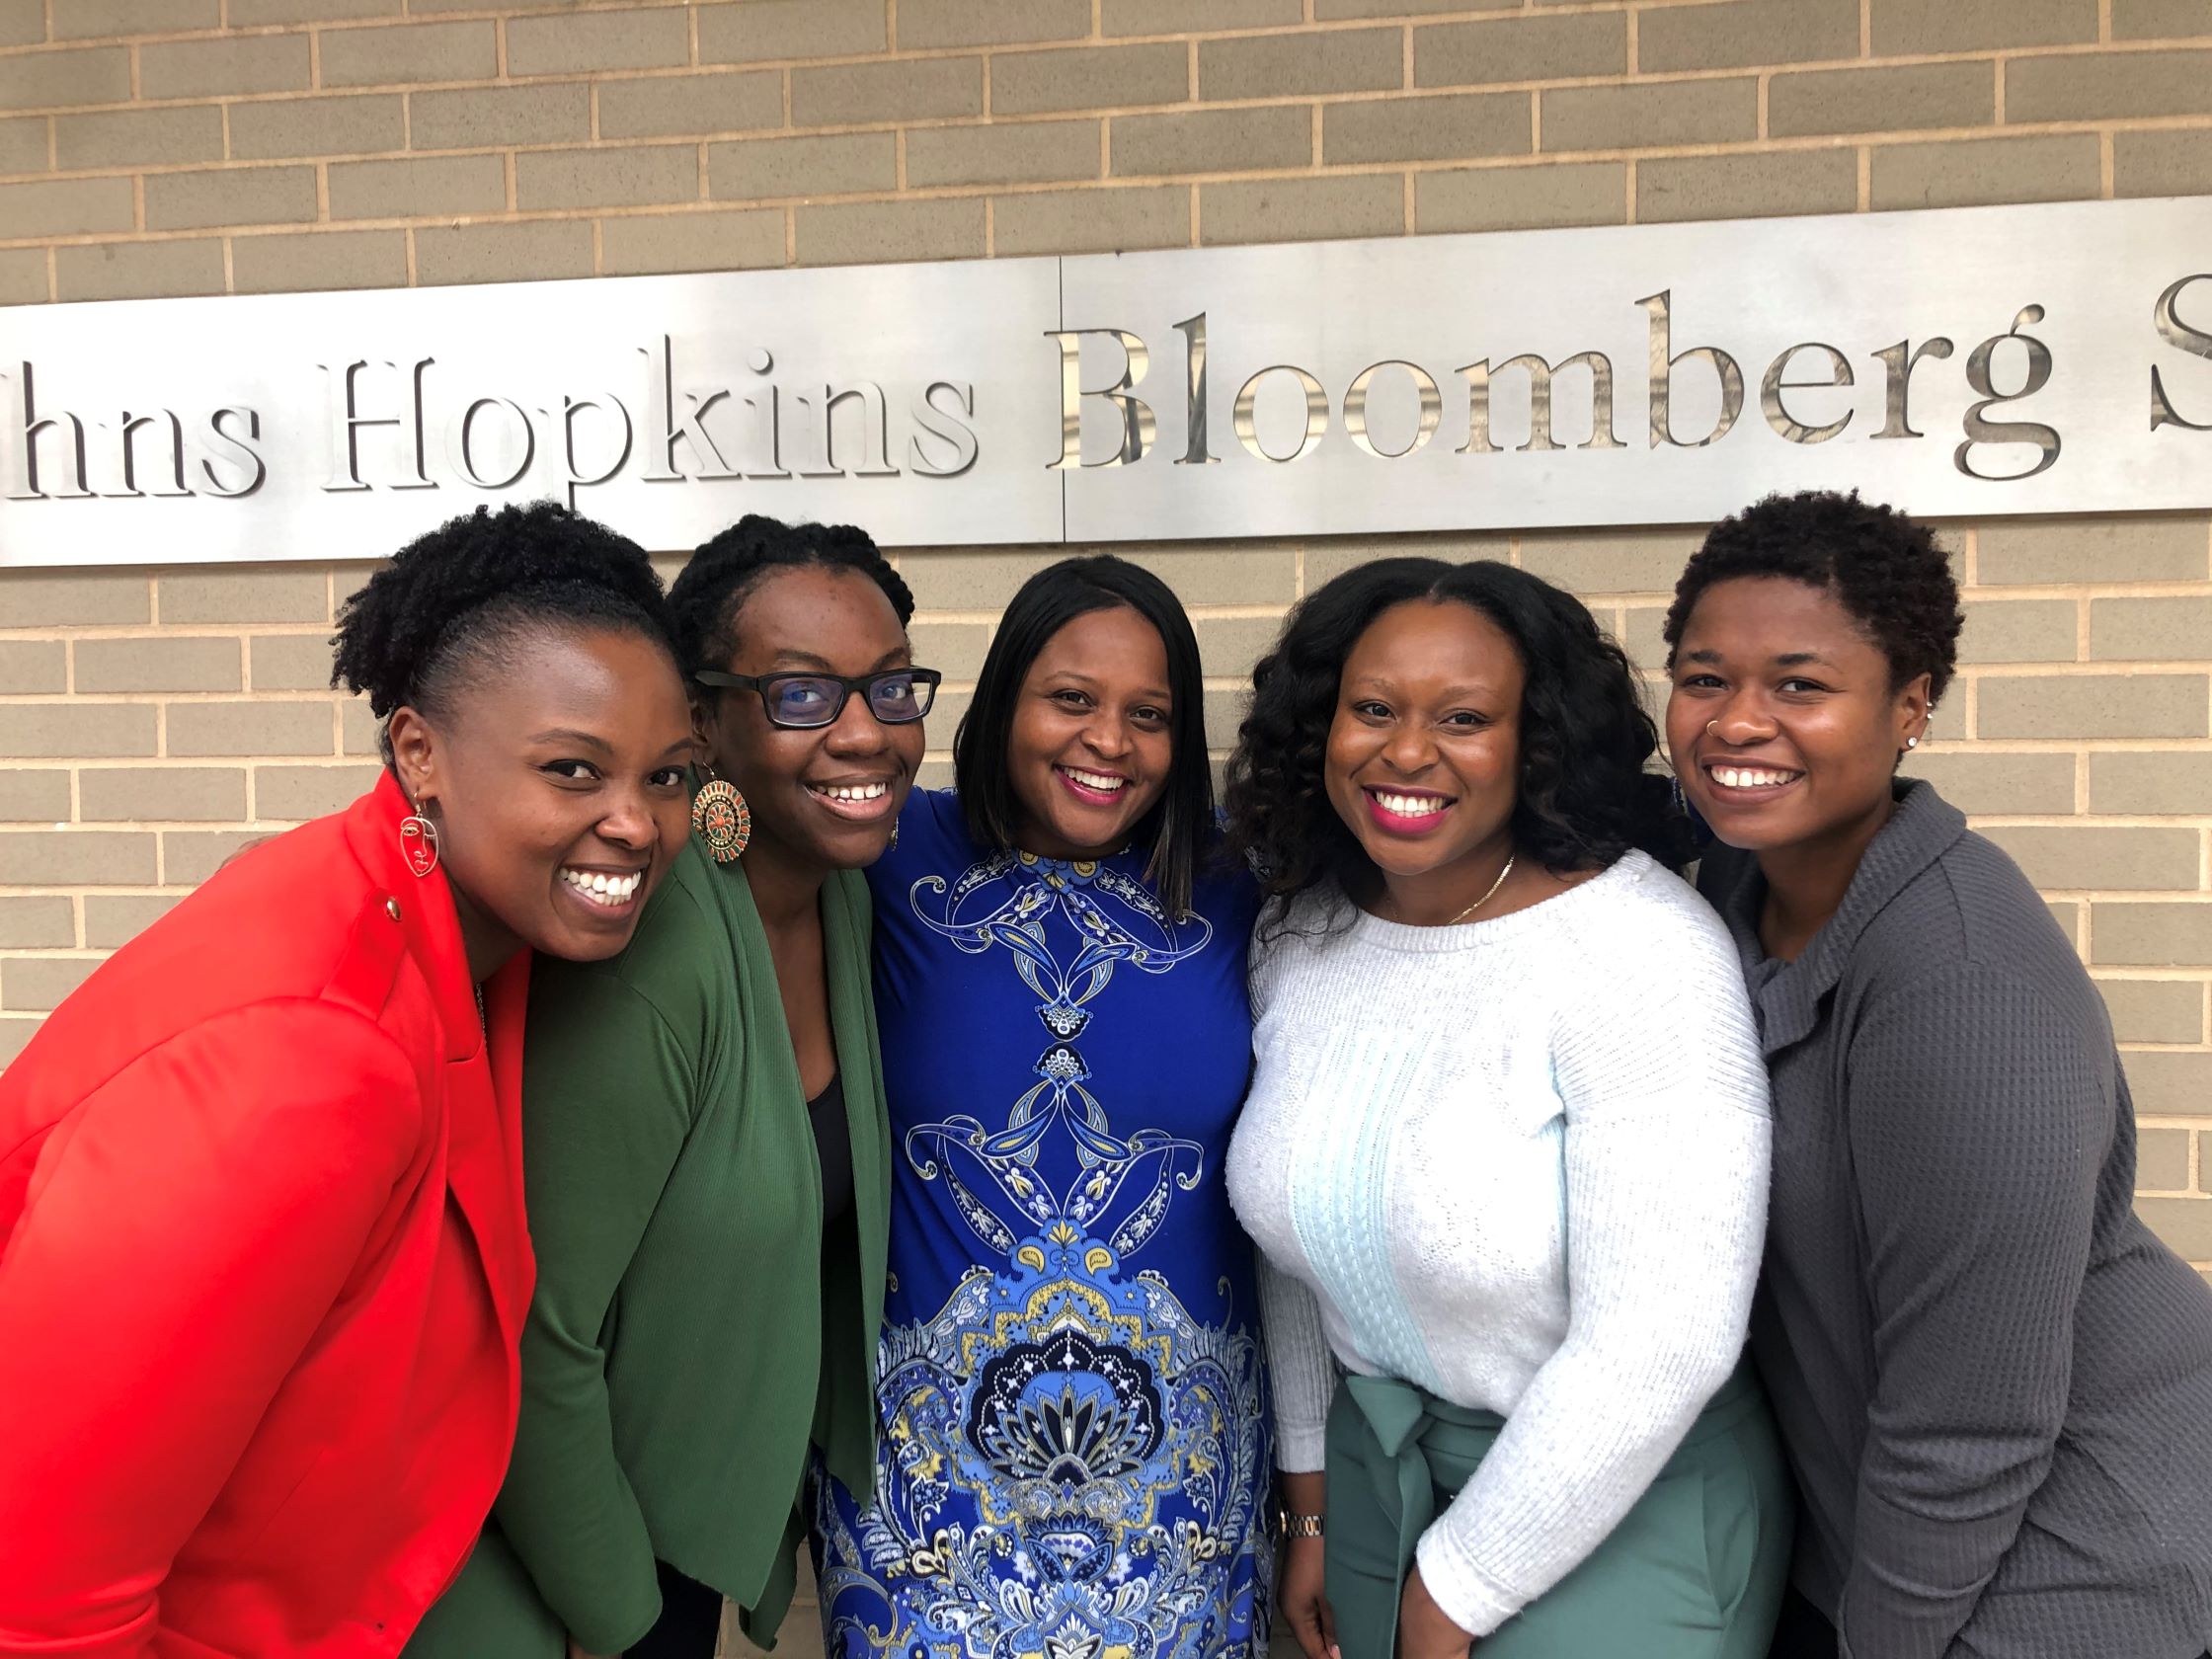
[2,0,2209,1300]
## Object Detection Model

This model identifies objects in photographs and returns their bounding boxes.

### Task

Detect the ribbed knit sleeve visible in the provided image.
[1255,1251,1336,1472]
[1834,964,2103,1659]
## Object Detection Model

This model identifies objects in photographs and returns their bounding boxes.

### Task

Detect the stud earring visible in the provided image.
[692,770,751,864]
[1906,735,1921,750]
[399,798,440,878]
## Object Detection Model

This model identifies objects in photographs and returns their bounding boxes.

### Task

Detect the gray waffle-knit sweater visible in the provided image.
[1699,779,2212,1659]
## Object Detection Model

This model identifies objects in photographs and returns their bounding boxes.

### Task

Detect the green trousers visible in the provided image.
[1324,1363,1793,1659]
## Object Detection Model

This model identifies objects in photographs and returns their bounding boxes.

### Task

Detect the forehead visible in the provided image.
[1345,598,1519,679]
[1029,603,1168,677]
[464,623,687,725]
[727,564,906,662]
[1678,576,1883,656]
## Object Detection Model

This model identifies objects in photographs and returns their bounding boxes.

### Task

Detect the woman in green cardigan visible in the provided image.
[408,515,937,1659]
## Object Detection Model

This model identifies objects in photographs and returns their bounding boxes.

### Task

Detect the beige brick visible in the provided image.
[1106,0,1297,32]
[2090,751,2212,816]
[906,620,992,681]
[0,176,132,236]
[901,0,1086,48]
[2090,597,2212,663]
[166,700,334,758]
[1324,92,1529,166]
[1980,517,2210,585]
[1980,673,2207,740]
[1770,61,1996,138]
[599,71,782,141]
[1981,826,2201,893]
[991,184,1188,255]
[1202,685,1249,750]
[2095,902,2212,967]
[1200,173,1401,246]
[1958,598,2078,665]
[1637,149,1857,224]
[1124,543,1299,605]
[1415,13,1625,89]
[2008,49,2212,122]
[234,227,409,294]
[1304,531,1508,592]
[320,20,496,89]
[1112,105,1309,178]
[901,547,1080,609]
[2127,1053,2212,1119]
[795,198,986,266]
[2099,980,2206,1046]
[0,1018,40,1066]
[1640,0,1857,72]
[230,0,400,21]
[79,766,248,823]
[1871,134,2101,211]
[2048,898,2085,950]
[0,704,157,757]
[75,636,240,693]
[1199,27,1402,100]
[54,105,223,169]
[697,0,888,64]
[517,144,700,211]
[710,130,893,198]
[341,696,382,755]
[159,569,326,624]
[0,769,69,823]
[508,8,692,76]
[0,830,158,885]
[0,116,45,176]
[1897,750,2076,815]
[52,0,218,36]
[409,84,590,151]
[83,894,179,949]
[600,206,784,275]
[792,57,982,126]
[1192,614,1287,681]
[0,640,63,693]
[330,153,505,220]
[2137,1125,2194,1191]
[162,829,269,883]
[0,0,40,46]
[0,246,46,304]
[3,956,99,1013]
[1416,159,1624,231]
[255,762,380,820]
[1870,0,2098,52]
[230,94,402,161]
[1321,0,1517,14]
[0,47,131,112]
[416,219,595,286]
[0,897,74,949]
[0,570,149,625]
[2117,130,2212,198]
[139,35,308,100]
[1524,529,1701,595]
[907,119,1100,189]
[2114,0,2212,38]
[145,165,317,232]
[248,634,337,692]
[992,43,1187,118]
[1541,79,1758,152]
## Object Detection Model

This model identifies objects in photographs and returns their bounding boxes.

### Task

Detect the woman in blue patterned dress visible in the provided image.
[814,554,1271,1659]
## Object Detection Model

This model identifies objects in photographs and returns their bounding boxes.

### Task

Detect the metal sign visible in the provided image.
[1,197,2207,568]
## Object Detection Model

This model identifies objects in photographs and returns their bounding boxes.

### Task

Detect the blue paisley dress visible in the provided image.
[814,790,1272,1659]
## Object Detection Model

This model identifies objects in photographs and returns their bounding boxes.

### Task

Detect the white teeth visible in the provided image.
[1061,767,1127,793]
[1375,791,1447,818]
[1711,767,1795,790]
[561,867,641,907]
[814,782,889,803]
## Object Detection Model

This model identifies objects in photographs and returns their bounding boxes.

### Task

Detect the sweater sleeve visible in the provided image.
[1835,965,2103,1659]
[1412,910,1772,1637]
[0,1003,418,1659]
[491,967,700,1655]
[1255,1252,1336,1473]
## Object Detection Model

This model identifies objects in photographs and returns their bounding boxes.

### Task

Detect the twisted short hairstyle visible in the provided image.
[331,500,674,761]
[669,514,912,680]
[1662,489,1963,704]
[1225,557,1685,924]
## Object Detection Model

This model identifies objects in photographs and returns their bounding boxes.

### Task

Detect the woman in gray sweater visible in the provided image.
[1661,490,2212,1659]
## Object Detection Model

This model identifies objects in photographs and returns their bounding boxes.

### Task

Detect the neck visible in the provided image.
[1754,787,1899,959]
[1373,834,1515,926]
[741,830,829,933]
[448,883,522,987]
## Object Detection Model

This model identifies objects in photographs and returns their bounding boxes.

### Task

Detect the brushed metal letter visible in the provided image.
[641,336,738,482]
[1639,291,1743,449]
[1233,364,1329,463]
[561,392,635,507]
[1871,337,1954,440]
[1173,313,1219,466]
[1344,360,1442,459]
[318,358,434,494]
[1457,353,1622,454]
[1044,329,1155,470]
[449,397,536,489]
[795,382,901,478]
[2151,273,2212,433]
[910,380,979,478]
[199,407,266,499]
[1760,344,1856,444]
[115,410,193,498]
[1954,305,2060,482]
[3,363,93,501]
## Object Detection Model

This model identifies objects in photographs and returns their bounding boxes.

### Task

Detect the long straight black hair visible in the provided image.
[954,554,1214,915]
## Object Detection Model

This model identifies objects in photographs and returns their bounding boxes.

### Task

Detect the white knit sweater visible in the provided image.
[1225,851,1772,1639]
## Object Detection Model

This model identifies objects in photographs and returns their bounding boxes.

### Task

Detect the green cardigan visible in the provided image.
[407,837,889,1658]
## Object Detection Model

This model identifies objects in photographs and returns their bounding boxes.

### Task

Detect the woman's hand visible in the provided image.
[1396,1563,1475,1659]
[1279,1533,1337,1659]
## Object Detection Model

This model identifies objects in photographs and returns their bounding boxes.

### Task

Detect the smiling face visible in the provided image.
[1665,575,1929,860]
[697,564,923,875]
[1323,597,1524,900]
[390,624,697,969]
[1005,604,1174,861]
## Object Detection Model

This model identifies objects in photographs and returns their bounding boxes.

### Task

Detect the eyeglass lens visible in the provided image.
[768,672,933,728]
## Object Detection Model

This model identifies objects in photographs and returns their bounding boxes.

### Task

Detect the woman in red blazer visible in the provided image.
[0,502,698,1659]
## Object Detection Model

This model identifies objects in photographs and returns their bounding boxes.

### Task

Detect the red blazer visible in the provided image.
[0,774,533,1658]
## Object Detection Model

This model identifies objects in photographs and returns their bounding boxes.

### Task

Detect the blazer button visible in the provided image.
[384,898,402,921]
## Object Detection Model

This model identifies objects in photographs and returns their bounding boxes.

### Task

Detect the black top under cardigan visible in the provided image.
[1700,780,2212,1659]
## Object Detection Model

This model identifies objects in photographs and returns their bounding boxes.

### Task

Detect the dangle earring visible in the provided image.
[691,767,751,864]
[399,798,440,878]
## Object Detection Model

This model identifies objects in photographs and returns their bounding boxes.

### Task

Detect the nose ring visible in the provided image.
[1706,720,1719,734]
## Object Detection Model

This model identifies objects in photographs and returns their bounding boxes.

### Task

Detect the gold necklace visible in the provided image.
[1446,854,1516,925]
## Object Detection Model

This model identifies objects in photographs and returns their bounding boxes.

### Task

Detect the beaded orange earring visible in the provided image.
[691,772,751,864]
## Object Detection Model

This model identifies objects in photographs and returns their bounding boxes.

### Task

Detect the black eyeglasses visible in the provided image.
[694,668,942,730]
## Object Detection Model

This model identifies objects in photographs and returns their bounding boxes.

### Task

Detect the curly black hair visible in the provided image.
[331,500,674,760]
[668,514,913,680]
[1662,490,1963,703]
[1225,557,1685,925]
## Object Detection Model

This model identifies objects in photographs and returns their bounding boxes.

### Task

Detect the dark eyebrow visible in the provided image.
[765,647,914,672]
[1774,652,1834,669]
[527,728,612,751]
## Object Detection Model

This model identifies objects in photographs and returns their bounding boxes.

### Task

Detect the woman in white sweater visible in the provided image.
[1223,557,1789,1659]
